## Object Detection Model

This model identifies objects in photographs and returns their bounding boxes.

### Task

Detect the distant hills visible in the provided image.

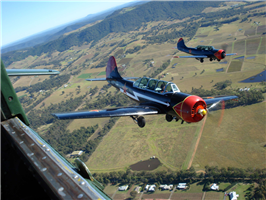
[1,1,146,54]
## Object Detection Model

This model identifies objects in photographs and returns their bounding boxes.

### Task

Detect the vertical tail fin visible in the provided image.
[177,38,188,51]
[106,56,122,80]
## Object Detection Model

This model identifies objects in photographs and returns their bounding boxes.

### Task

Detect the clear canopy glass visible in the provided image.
[133,77,180,93]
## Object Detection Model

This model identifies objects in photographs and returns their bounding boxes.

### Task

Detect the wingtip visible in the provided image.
[52,113,60,119]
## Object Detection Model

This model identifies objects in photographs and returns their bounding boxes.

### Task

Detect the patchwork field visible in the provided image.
[233,40,246,55]
[227,60,243,72]
[246,37,261,55]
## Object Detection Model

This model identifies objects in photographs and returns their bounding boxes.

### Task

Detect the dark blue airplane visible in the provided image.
[175,38,237,63]
[53,56,238,128]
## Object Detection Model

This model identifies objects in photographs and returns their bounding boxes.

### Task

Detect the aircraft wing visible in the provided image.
[6,69,60,76]
[175,55,208,58]
[86,78,107,81]
[53,106,159,120]
[226,53,237,56]
[203,95,238,105]
[86,77,139,81]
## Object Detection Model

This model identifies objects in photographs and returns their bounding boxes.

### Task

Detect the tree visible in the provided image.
[130,191,137,199]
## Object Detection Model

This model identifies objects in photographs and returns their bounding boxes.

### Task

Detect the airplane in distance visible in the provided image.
[53,56,238,128]
[175,38,237,63]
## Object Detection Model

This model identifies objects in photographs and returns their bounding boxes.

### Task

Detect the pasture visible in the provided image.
[227,60,243,72]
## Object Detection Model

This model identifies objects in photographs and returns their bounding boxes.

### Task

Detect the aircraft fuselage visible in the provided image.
[107,78,205,122]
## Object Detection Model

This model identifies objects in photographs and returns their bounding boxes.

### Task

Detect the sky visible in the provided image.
[1,0,134,47]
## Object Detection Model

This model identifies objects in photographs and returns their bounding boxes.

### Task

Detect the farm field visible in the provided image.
[192,101,266,170]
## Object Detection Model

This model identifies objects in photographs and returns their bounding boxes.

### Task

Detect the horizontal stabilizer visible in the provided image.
[7,69,60,76]
[53,106,158,120]
[203,95,238,105]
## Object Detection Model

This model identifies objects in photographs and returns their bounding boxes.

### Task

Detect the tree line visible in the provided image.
[15,74,70,94]
[92,165,266,187]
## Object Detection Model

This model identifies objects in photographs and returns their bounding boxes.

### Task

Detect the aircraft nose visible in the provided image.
[172,95,207,123]
[221,51,226,59]
[198,108,207,116]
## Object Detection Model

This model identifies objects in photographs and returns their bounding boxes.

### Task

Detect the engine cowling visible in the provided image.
[172,95,207,123]
[214,49,226,60]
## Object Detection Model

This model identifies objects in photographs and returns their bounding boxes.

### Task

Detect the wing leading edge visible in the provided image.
[86,77,139,81]
[53,106,159,120]
[7,69,60,76]
[175,55,208,58]
[226,53,237,56]
[203,95,238,105]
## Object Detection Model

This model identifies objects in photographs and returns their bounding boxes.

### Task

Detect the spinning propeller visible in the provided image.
[207,100,225,127]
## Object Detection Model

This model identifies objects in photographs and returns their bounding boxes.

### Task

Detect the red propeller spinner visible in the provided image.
[214,49,226,60]
[173,95,207,123]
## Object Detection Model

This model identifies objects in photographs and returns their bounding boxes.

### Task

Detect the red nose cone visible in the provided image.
[173,95,207,123]
[214,49,225,60]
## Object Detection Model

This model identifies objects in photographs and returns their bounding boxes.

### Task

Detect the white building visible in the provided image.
[118,185,128,191]
[148,184,156,192]
[229,191,239,200]
[134,186,141,193]
[145,185,150,190]
[210,183,219,190]
[160,184,173,190]
[69,151,83,158]
[177,183,187,189]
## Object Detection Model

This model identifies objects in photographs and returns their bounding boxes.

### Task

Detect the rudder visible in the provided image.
[177,38,187,51]
[106,56,122,80]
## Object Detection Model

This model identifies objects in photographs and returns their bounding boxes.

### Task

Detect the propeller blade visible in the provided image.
[207,100,225,127]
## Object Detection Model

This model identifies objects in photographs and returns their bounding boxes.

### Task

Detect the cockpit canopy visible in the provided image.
[196,45,214,51]
[133,77,180,93]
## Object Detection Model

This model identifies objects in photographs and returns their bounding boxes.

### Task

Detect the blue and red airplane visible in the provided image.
[53,56,238,128]
[175,38,237,63]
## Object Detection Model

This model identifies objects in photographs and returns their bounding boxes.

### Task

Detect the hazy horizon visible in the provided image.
[1,1,134,47]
